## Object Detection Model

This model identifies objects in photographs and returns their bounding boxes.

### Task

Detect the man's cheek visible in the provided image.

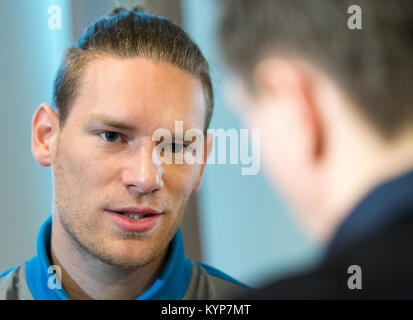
[65,139,102,172]
[163,166,196,197]
[61,148,102,191]
[178,165,201,189]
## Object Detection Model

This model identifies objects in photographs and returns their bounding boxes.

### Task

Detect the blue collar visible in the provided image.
[328,169,413,255]
[25,216,193,300]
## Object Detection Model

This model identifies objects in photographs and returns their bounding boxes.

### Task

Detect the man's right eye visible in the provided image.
[100,131,120,142]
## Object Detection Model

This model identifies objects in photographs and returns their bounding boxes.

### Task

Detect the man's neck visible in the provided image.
[320,128,413,243]
[50,219,168,300]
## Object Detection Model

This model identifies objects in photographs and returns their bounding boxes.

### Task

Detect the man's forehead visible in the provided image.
[70,56,206,131]
[81,56,202,93]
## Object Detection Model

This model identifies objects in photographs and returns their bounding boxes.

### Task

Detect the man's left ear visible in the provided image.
[194,133,214,191]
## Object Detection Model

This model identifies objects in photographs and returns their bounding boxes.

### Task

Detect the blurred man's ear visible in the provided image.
[194,133,214,191]
[31,103,59,166]
[253,57,325,163]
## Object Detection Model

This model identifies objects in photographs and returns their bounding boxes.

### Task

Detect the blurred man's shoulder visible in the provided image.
[248,213,413,299]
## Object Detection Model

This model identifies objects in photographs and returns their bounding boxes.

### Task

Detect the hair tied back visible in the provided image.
[109,7,126,16]
[109,5,145,17]
[132,5,145,13]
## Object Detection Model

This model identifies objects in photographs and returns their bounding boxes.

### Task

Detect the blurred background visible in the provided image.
[0,0,322,287]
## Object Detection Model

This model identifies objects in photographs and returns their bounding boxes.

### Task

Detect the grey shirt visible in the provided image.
[0,262,250,300]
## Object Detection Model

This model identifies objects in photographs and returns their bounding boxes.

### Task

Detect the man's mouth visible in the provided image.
[115,212,155,220]
[105,207,163,231]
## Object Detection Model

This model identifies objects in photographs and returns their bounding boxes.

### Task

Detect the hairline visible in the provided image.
[58,51,211,135]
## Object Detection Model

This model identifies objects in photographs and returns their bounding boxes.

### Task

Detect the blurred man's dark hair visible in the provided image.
[220,0,413,139]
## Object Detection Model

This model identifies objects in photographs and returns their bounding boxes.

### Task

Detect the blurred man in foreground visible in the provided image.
[220,0,413,298]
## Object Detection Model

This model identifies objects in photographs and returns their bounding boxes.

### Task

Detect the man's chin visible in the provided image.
[60,215,171,269]
[70,231,161,270]
[86,243,159,270]
[98,255,154,270]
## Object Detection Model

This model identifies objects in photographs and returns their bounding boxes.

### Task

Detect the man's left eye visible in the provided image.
[100,131,120,142]
[171,143,185,153]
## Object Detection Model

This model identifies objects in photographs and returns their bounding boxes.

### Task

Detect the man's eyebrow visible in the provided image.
[86,114,136,131]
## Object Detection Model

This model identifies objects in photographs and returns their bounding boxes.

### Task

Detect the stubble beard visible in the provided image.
[57,211,168,270]
[52,146,182,271]
[52,138,192,271]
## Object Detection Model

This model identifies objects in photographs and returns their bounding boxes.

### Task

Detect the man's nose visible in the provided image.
[121,140,164,194]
